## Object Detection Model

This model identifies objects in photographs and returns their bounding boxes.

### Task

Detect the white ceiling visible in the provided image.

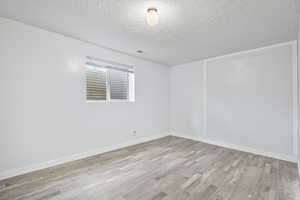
[0,0,299,66]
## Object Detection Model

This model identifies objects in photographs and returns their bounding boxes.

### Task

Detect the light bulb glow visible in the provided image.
[146,8,158,26]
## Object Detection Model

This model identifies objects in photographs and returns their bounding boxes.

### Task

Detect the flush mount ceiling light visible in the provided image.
[146,8,159,26]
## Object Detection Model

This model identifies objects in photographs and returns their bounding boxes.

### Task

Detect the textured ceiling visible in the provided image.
[0,0,299,66]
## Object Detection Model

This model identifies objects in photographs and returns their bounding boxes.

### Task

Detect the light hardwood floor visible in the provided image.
[0,136,300,200]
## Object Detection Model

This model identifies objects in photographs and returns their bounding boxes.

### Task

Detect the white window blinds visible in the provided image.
[85,57,134,102]
[86,64,107,101]
[109,69,129,100]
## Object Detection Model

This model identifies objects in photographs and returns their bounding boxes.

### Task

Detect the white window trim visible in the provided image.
[85,58,135,103]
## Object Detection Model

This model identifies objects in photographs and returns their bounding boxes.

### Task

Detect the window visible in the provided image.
[85,57,135,102]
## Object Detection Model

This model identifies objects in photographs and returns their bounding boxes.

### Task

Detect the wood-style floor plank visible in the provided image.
[0,136,299,200]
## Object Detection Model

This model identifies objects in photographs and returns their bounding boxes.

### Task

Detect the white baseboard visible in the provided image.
[0,133,169,181]
[1,132,296,181]
[170,132,297,163]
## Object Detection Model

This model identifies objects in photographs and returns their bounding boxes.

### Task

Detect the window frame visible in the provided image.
[85,58,135,103]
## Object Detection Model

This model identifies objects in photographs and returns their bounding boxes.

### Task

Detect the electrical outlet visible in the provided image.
[132,130,137,136]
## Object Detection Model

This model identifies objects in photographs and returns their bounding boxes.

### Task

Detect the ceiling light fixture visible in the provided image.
[146,8,158,26]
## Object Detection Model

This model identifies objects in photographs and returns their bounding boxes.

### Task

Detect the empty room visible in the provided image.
[1,0,300,199]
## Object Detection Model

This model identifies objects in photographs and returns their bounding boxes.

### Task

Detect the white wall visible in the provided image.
[169,61,204,138]
[0,17,169,178]
[298,12,300,169]
[170,42,297,161]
